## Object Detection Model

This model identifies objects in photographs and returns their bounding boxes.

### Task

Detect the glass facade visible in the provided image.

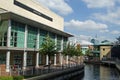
[57,35,62,50]
[13,53,22,66]
[0,20,8,47]
[63,37,68,49]
[0,19,69,67]
[39,29,48,48]
[11,20,25,48]
[27,53,33,66]
[27,26,37,48]
[0,53,6,64]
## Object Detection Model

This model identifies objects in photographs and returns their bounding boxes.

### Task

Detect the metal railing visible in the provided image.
[0,63,84,76]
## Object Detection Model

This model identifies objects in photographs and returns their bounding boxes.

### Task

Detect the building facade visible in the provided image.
[0,0,72,72]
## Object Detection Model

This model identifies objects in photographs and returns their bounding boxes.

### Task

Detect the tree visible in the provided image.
[75,44,83,64]
[39,35,57,71]
[116,36,120,44]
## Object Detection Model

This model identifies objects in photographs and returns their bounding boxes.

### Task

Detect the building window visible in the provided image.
[0,20,8,47]
[103,48,105,51]
[11,20,25,48]
[63,37,68,49]
[57,35,62,50]
[27,54,33,66]
[0,53,6,64]
[13,54,22,66]
[39,29,48,48]
[49,32,55,42]
[27,26,37,48]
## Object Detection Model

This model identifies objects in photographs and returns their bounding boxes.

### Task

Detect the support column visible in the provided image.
[23,51,27,69]
[60,53,63,65]
[54,54,56,65]
[54,34,57,65]
[6,19,11,72]
[66,55,69,64]
[46,55,49,65]
[60,36,63,65]
[36,29,39,67]
[7,19,11,47]
[23,25,28,69]
[36,52,39,67]
[6,51,10,72]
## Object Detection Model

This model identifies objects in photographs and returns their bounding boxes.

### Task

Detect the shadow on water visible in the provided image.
[71,64,120,80]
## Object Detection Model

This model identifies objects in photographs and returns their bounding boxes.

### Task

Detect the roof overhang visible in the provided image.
[0,12,73,37]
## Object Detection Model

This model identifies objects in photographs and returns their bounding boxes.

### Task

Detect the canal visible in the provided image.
[73,64,120,80]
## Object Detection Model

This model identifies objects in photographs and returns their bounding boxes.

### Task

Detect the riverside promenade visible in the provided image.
[23,64,84,80]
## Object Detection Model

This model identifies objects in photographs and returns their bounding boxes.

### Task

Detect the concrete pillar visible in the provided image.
[36,29,40,67]
[6,19,11,72]
[6,51,10,72]
[60,53,63,65]
[66,55,69,64]
[23,25,28,69]
[46,55,49,65]
[54,54,56,65]
[24,25,27,49]
[36,52,39,67]
[60,36,63,65]
[54,34,57,65]
[7,19,11,47]
[23,51,27,69]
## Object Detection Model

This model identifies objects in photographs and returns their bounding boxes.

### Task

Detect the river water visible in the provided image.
[74,64,120,80]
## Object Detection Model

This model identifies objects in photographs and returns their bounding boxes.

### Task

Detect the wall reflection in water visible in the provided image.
[80,64,120,80]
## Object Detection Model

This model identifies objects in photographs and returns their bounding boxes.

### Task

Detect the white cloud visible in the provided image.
[69,35,92,43]
[111,30,120,34]
[65,19,108,31]
[36,0,73,15]
[92,7,120,25]
[82,0,115,8]
[100,29,109,33]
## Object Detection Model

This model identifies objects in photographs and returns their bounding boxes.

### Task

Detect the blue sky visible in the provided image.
[36,0,120,42]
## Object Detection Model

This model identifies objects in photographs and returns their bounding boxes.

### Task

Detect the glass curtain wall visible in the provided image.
[57,35,62,51]
[0,20,8,46]
[39,29,48,48]
[11,20,25,48]
[27,26,37,48]
[63,37,68,49]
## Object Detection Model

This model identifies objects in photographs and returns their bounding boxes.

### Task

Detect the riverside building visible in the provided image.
[0,0,72,72]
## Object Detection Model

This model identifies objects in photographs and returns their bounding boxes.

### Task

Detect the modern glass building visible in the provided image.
[0,0,72,72]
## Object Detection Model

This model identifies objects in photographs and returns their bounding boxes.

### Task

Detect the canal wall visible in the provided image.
[24,65,84,80]
[116,63,120,72]
[101,61,120,72]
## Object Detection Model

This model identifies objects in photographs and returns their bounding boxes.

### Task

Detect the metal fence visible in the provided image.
[0,63,84,76]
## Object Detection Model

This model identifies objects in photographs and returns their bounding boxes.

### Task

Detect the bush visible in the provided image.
[0,76,13,80]
[0,76,24,80]
[13,76,24,80]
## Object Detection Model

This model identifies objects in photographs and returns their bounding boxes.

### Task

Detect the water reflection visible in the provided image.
[81,64,120,80]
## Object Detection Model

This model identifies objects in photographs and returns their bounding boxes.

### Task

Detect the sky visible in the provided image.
[36,0,120,43]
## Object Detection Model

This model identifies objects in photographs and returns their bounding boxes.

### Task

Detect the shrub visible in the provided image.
[13,76,24,80]
[0,76,13,80]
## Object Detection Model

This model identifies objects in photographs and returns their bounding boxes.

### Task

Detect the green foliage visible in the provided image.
[0,76,24,80]
[85,49,92,56]
[0,76,13,80]
[75,44,83,56]
[39,35,57,56]
[62,42,82,57]
[13,76,24,80]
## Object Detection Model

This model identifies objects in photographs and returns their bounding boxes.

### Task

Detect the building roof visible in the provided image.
[0,12,73,37]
